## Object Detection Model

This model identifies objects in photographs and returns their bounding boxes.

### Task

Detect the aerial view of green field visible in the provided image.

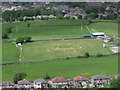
[2,43,19,63]
[2,20,89,40]
[89,22,118,37]
[1,2,119,89]
[2,54,118,81]
[22,39,111,62]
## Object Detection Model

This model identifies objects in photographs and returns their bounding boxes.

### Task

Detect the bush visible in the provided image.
[77,56,81,58]
[66,57,70,59]
[27,23,30,27]
[2,34,8,39]
[15,37,24,44]
[13,73,27,84]
[7,27,12,33]
[84,52,90,58]
[97,53,104,57]
[44,73,51,79]
[24,36,32,42]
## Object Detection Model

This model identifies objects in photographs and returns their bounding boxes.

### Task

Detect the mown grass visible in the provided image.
[89,22,118,37]
[2,19,89,40]
[2,54,118,81]
[2,43,19,63]
[22,39,111,62]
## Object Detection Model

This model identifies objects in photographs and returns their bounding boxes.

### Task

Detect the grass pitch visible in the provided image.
[89,22,118,37]
[22,39,111,62]
[2,20,89,40]
[2,54,118,81]
[2,43,19,63]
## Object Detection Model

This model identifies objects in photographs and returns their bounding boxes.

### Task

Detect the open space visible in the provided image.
[22,39,111,62]
[2,43,19,63]
[2,54,118,81]
[2,20,89,40]
[89,22,118,37]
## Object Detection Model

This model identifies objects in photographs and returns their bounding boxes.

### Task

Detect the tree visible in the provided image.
[24,36,32,42]
[44,73,51,79]
[27,23,31,27]
[106,13,118,20]
[84,52,90,58]
[76,14,82,19]
[110,78,120,89]
[13,73,27,84]
[2,34,8,39]
[15,37,24,44]
[7,27,12,33]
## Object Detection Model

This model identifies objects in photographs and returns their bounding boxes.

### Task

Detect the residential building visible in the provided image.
[48,76,68,88]
[73,75,90,88]
[34,79,47,88]
[18,79,31,88]
[91,75,112,87]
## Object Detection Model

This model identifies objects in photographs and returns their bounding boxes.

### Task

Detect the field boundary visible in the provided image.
[86,25,92,34]
[1,53,117,66]
[32,37,95,42]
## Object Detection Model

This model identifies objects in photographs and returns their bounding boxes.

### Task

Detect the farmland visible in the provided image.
[2,54,118,81]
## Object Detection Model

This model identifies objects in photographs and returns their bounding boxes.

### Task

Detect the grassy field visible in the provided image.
[22,39,111,62]
[2,54,118,81]
[2,43,19,63]
[2,20,89,40]
[89,22,118,37]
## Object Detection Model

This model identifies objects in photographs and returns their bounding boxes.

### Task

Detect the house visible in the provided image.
[48,76,68,88]
[92,32,105,37]
[115,74,120,78]
[73,75,90,88]
[34,79,47,88]
[18,79,31,88]
[2,81,15,88]
[91,75,112,87]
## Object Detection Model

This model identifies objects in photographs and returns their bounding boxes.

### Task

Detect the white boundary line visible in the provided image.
[86,25,92,34]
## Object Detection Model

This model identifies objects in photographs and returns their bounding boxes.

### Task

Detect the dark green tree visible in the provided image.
[44,73,51,79]
[27,23,31,27]
[110,78,120,89]
[2,34,8,39]
[15,37,24,44]
[24,36,32,42]
[84,52,90,58]
[13,73,27,84]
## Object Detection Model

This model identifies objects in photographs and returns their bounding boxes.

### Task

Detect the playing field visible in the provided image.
[22,39,111,62]
[89,22,118,37]
[2,54,118,81]
[2,43,19,63]
[2,20,89,40]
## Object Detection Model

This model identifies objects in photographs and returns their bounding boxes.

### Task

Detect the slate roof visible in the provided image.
[115,74,120,78]
[34,79,47,83]
[2,81,14,86]
[51,76,68,83]
[18,80,31,85]
[73,76,90,81]
[92,75,111,79]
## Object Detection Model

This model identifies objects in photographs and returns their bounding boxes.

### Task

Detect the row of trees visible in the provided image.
[2,8,64,22]
[15,36,32,44]
[13,73,51,84]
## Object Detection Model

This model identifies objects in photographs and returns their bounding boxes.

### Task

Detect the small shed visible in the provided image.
[92,32,105,37]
